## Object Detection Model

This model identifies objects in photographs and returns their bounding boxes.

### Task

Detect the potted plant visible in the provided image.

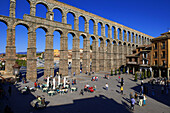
[115,68,117,75]
[141,72,144,80]
[144,70,147,79]
[123,67,125,74]
[119,68,121,75]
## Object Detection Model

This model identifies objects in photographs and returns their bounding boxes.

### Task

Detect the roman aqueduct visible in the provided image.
[0,0,153,80]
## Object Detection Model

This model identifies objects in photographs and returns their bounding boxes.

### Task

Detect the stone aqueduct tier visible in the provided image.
[0,0,153,80]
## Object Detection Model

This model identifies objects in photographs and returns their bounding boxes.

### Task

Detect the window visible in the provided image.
[154,52,157,58]
[162,60,166,66]
[162,51,165,58]
[154,60,157,65]
[154,43,157,49]
[162,42,165,49]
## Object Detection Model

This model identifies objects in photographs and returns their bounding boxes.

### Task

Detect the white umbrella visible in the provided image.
[47,77,49,88]
[58,75,60,86]
[64,77,66,88]
[53,78,55,90]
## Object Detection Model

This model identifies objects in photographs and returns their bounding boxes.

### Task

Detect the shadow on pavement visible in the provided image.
[131,82,170,107]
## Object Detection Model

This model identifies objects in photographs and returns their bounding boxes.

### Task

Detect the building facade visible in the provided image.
[151,32,170,79]
[126,45,152,75]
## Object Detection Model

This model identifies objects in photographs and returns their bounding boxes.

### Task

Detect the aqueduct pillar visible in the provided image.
[72,37,80,75]
[27,31,37,80]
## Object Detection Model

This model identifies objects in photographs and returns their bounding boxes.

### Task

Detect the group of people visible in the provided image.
[91,76,98,81]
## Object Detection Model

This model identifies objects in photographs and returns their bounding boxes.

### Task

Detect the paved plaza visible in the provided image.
[0,72,170,113]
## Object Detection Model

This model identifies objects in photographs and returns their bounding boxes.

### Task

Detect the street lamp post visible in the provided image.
[2,61,5,70]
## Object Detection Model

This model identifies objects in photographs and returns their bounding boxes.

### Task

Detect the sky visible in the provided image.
[0,0,170,53]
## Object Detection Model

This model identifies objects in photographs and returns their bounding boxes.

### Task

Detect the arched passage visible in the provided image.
[89,19,94,34]
[53,30,62,76]
[36,3,48,19]
[113,40,118,69]
[98,22,102,36]
[112,26,115,39]
[106,39,112,71]
[99,37,106,71]
[90,36,99,72]
[79,16,85,32]
[67,12,75,30]
[105,24,109,38]
[53,8,62,22]
[0,21,7,54]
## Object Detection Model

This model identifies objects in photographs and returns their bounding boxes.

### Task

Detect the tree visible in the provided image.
[111,69,113,76]
[134,72,137,81]
[115,68,117,75]
[123,67,125,74]
[141,72,144,80]
[147,70,151,78]
[144,70,147,79]
[119,68,121,75]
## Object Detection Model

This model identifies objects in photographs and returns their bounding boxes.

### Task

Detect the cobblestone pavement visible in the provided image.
[0,72,170,113]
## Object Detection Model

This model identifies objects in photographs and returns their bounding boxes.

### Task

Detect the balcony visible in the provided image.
[127,61,138,65]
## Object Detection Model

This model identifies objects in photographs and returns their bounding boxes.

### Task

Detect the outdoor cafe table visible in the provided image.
[43,88,48,92]
[48,91,56,96]
[59,89,68,95]
[71,87,77,92]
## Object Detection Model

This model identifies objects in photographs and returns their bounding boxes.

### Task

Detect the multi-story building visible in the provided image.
[126,45,152,74]
[151,31,170,79]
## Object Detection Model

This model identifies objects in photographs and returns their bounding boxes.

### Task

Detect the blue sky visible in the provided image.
[0,0,170,53]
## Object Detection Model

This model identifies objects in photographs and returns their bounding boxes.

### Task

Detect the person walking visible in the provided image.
[143,94,147,106]
[131,97,136,110]
[80,89,84,96]
[105,83,109,91]
[121,86,123,95]
[139,94,143,106]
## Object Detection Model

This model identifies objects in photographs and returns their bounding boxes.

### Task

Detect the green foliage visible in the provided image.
[134,72,137,81]
[16,54,27,58]
[144,70,147,79]
[119,68,121,75]
[123,67,125,74]
[111,69,113,76]
[16,59,27,67]
[115,68,117,75]
[147,70,151,78]
[141,72,144,80]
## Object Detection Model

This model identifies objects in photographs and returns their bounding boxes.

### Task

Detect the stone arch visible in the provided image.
[78,15,87,32]
[117,28,122,40]
[67,31,77,38]
[35,25,48,33]
[52,7,64,15]
[123,29,127,41]
[89,18,96,34]
[98,21,104,36]
[113,40,118,45]
[53,28,63,36]
[0,19,8,27]
[13,21,30,30]
[79,33,87,39]
[118,41,123,45]
[90,35,96,41]
[35,1,50,11]
[123,42,127,46]
[128,43,131,47]
[66,10,76,17]
[105,23,110,38]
